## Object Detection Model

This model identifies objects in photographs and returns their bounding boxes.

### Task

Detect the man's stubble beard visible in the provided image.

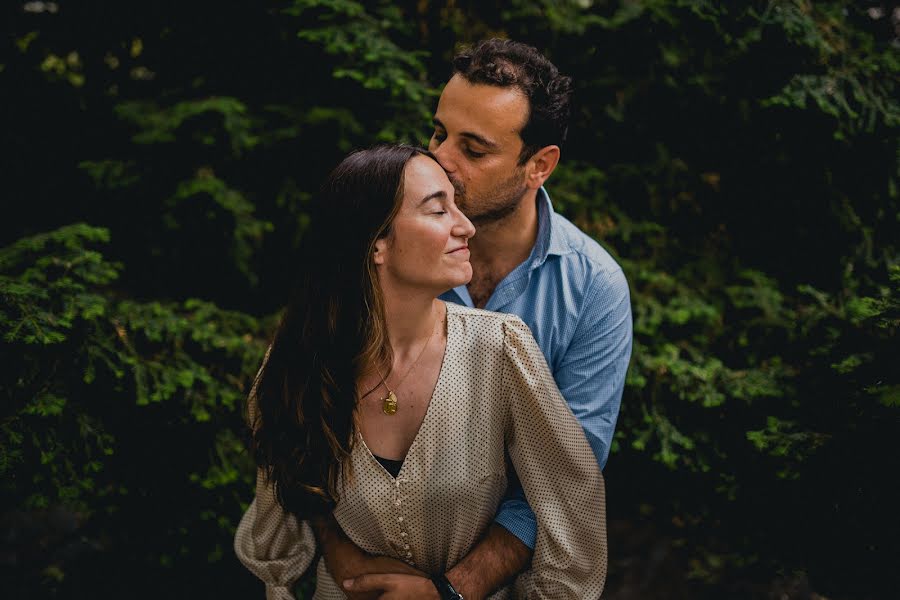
[451,169,529,227]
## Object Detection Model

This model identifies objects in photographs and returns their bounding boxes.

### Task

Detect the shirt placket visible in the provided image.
[392,476,415,566]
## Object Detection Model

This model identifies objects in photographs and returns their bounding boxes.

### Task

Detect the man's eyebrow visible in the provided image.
[461,131,499,150]
[432,117,499,151]
[418,190,447,206]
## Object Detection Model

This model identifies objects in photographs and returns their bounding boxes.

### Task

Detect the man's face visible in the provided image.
[428,75,531,225]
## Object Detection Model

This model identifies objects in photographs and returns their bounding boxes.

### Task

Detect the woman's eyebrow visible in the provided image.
[418,190,447,207]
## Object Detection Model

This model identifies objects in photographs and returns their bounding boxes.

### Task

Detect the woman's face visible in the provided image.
[374,155,475,293]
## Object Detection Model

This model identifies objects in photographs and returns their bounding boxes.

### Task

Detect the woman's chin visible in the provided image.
[449,265,473,288]
[403,266,471,296]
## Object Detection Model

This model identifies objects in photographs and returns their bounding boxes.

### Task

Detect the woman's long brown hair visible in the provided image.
[249,144,434,519]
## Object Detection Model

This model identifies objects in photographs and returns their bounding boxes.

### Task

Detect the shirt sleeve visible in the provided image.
[234,470,317,600]
[233,347,317,599]
[500,316,608,599]
[494,266,633,549]
[556,266,633,469]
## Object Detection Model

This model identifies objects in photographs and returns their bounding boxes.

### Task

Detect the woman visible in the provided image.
[235,145,607,599]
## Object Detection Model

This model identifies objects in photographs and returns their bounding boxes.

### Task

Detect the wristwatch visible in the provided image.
[431,573,464,600]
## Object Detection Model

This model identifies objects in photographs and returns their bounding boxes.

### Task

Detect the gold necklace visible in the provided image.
[376,317,439,416]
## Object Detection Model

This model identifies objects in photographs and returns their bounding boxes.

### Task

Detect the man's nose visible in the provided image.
[432,143,456,173]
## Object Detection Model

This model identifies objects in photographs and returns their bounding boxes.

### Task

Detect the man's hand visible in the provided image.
[342,573,439,600]
[311,514,428,599]
[336,556,430,600]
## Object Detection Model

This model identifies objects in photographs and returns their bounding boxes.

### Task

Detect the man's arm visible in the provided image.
[444,524,531,599]
[554,267,632,470]
[341,523,530,600]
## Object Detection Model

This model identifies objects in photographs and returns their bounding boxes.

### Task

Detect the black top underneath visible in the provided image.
[373,454,404,477]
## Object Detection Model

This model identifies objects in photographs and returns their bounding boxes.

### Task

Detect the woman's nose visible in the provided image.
[453,212,476,239]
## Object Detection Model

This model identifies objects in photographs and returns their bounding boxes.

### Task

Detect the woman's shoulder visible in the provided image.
[444,301,532,349]
[445,301,526,329]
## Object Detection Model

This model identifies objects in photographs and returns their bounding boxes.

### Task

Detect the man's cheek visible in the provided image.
[449,177,465,197]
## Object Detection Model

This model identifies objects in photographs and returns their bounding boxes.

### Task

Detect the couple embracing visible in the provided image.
[236,39,633,600]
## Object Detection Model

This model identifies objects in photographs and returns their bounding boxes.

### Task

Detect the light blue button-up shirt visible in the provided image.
[440,187,633,550]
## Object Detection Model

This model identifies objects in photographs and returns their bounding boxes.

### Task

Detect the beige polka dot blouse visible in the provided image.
[235,302,607,599]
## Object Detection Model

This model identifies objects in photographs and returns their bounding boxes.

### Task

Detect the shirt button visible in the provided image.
[406,551,412,558]
[394,498,401,506]
[400,532,407,538]
[403,544,410,550]
[397,516,404,522]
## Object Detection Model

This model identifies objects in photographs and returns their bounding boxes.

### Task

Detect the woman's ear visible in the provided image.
[373,238,387,265]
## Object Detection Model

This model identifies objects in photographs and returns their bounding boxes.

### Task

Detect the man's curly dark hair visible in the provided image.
[452,38,573,165]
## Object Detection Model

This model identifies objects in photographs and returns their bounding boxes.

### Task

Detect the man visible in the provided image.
[318,39,633,599]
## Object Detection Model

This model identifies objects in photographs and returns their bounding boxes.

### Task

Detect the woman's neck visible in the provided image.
[381,292,443,359]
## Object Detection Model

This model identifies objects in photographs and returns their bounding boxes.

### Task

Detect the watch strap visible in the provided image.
[430,573,464,600]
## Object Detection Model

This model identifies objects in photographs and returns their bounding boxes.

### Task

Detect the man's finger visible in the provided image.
[344,573,394,592]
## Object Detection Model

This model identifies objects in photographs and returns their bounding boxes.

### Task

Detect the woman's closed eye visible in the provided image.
[423,199,447,215]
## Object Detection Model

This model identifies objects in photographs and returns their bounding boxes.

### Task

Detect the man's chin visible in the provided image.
[467,203,520,226]
[456,195,490,222]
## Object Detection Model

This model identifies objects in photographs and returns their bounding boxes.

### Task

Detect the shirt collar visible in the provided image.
[530,187,570,269]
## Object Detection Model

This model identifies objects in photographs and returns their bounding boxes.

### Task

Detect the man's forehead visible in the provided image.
[434,75,528,140]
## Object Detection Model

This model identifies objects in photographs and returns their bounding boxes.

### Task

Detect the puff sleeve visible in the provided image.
[501,316,607,599]
[234,472,317,599]
[233,348,317,599]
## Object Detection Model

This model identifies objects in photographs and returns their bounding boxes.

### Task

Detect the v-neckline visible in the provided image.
[356,301,455,481]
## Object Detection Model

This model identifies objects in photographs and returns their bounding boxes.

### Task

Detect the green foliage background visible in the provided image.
[1,1,897,598]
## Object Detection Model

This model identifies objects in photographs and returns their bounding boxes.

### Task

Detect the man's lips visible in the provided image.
[447,246,469,254]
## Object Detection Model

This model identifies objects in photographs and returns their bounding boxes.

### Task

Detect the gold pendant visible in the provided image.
[382,391,398,415]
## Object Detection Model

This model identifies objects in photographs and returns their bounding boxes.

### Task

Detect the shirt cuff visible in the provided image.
[494,495,538,550]
[265,584,296,600]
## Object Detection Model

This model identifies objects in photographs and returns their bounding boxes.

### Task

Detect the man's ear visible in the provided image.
[373,237,387,265]
[525,145,561,190]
